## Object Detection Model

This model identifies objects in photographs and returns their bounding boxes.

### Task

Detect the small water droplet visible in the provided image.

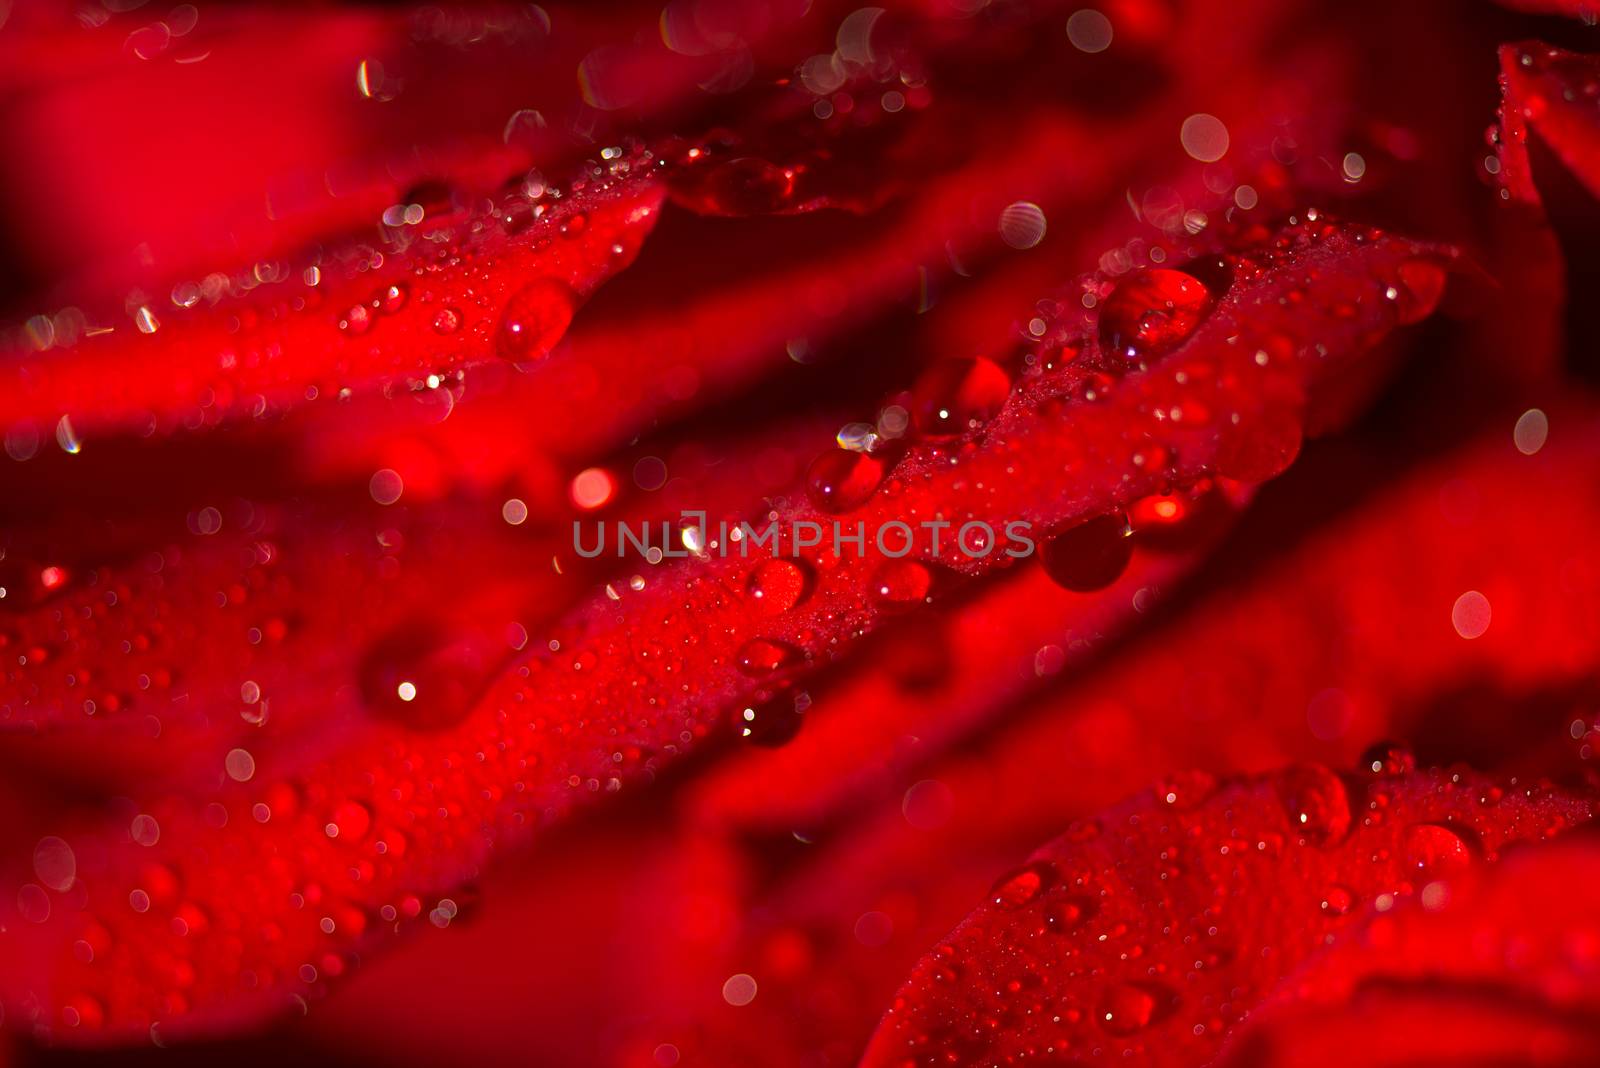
[338,304,374,336]
[745,559,811,615]
[1098,268,1213,361]
[736,637,800,676]
[379,283,409,314]
[1100,982,1173,1035]
[1360,741,1416,777]
[432,306,463,335]
[1041,513,1132,592]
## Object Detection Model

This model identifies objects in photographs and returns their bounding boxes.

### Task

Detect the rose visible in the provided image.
[0,1,1597,1064]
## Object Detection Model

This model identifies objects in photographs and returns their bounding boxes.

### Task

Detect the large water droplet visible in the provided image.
[806,449,886,514]
[989,862,1053,909]
[912,357,1013,439]
[1275,764,1352,846]
[1098,268,1213,361]
[495,278,578,361]
[1041,513,1132,592]
[359,622,500,731]
[871,559,932,605]
[1402,822,1474,881]
[745,559,811,615]
[1390,257,1448,325]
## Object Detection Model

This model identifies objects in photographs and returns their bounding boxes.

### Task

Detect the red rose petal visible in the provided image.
[1497,42,1600,207]
[0,216,1448,1041]
[0,151,664,437]
[1215,836,1600,1067]
[859,765,1593,1067]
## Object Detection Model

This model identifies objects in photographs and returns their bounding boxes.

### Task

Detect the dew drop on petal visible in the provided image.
[1101,982,1172,1035]
[1391,257,1448,325]
[431,306,463,335]
[1098,268,1213,361]
[912,357,1013,438]
[495,278,578,361]
[1402,822,1474,880]
[806,449,886,513]
[359,623,498,731]
[989,862,1053,909]
[1275,764,1351,846]
[736,637,800,676]
[1041,513,1132,592]
[745,560,810,615]
[871,559,932,604]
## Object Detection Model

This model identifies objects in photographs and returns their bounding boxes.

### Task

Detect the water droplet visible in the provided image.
[989,862,1053,909]
[379,283,408,314]
[338,304,374,336]
[1100,982,1173,1035]
[806,449,886,513]
[431,306,463,335]
[1216,408,1303,483]
[912,357,1012,439]
[1321,884,1355,915]
[745,559,811,615]
[1098,269,1213,361]
[1360,741,1416,777]
[871,559,931,605]
[736,637,800,676]
[1275,764,1352,846]
[359,622,500,731]
[1041,513,1132,592]
[1066,9,1114,53]
[1390,257,1447,325]
[327,799,373,841]
[495,278,578,361]
[1402,823,1474,881]
[691,157,797,215]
